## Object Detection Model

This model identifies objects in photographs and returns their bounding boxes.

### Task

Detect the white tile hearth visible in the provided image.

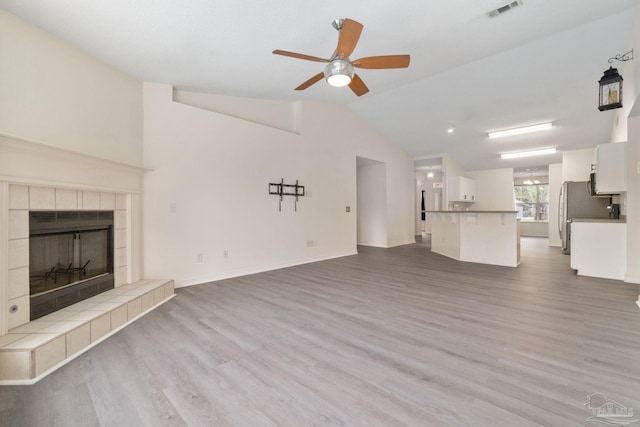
[0,279,174,384]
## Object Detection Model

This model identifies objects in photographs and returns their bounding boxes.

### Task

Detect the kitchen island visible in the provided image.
[426,211,520,267]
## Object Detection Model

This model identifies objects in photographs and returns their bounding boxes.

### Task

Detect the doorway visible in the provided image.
[356,156,387,247]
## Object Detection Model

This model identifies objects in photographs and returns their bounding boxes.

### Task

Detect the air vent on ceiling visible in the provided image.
[487,0,523,18]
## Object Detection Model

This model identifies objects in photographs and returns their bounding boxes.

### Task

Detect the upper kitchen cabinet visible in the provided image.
[593,142,626,195]
[448,176,476,202]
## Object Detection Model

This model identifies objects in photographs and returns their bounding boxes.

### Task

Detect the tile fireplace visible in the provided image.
[0,133,175,384]
[29,211,115,320]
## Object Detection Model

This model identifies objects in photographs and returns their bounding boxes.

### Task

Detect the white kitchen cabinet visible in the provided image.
[570,221,626,280]
[594,142,626,194]
[448,176,476,202]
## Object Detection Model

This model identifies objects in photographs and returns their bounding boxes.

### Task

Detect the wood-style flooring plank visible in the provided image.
[1,236,640,426]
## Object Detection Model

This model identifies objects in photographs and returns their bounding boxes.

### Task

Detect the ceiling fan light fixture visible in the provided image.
[324,60,354,87]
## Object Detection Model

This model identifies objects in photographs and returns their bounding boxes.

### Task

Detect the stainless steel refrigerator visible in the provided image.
[559,181,610,254]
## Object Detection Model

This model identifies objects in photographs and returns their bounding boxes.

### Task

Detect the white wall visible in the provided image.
[602,3,640,283]
[520,221,548,237]
[357,160,387,247]
[626,111,640,282]
[548,163,562,246]
[0,9,143,166]
[467,168,515,211]
[384,156,416,247]
[441,154,464,208]
[142,83,415,286]
[174,90,301,134]
[622,6,640,284]
[562,148,594,182]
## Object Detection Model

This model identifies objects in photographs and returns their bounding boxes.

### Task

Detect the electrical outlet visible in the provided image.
[346,206,350,213]
[196,253,203,263]
[223,250,229,258]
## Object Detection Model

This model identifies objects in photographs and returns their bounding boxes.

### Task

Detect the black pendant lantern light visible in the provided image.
[598,67,623,111]
[598,50,633,111]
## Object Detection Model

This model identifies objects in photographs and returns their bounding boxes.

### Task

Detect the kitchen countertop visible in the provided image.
[572,217,626,223]
[425,210,517,214]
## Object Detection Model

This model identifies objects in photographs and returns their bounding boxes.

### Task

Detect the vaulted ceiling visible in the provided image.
[1,0,637,172]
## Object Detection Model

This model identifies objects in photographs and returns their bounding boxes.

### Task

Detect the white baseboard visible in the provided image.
[625,275,640,284]
[175,251,358,288]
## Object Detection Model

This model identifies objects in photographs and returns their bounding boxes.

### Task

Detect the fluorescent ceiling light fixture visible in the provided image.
[489,122,553,139]
[427,172,434,178]
[501,148,557,160]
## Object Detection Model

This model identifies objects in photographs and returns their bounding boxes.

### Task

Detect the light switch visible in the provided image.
[346,206,350,213]
[169,202,177,213]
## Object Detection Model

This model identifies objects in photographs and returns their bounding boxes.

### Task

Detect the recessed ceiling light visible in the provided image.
[489,122,553,139]
[447,121,455,134]
[501,148,557,159]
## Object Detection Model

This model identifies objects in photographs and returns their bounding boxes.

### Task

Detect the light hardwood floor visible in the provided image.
[2,237,640,426]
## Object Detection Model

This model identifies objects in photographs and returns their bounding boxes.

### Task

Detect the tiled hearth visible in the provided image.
[0,279,174,384]
[1,133,172,385]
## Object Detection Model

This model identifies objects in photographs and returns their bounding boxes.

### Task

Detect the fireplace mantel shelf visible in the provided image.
[0,132,149,194]
[0,279,174,385]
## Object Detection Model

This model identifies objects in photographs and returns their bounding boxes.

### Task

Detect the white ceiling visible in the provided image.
[1,0,637,172]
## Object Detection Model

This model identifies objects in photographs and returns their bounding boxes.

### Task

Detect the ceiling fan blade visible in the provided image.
[273,49,329,63]
[352,55,411,69]
[336,18,363,59]
[349,74,369,96]
[295,72,325,90]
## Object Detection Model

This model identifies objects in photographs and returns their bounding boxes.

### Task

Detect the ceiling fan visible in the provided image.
[273,18,410,96]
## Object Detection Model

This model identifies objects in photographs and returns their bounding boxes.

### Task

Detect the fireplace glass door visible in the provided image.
[29,211,114,320]
[30,229,110,295]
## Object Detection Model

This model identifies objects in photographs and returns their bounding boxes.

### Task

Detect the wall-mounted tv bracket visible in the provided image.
[269,179,305,212]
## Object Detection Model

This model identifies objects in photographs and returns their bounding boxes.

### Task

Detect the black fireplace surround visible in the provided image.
[29,211,114,320]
